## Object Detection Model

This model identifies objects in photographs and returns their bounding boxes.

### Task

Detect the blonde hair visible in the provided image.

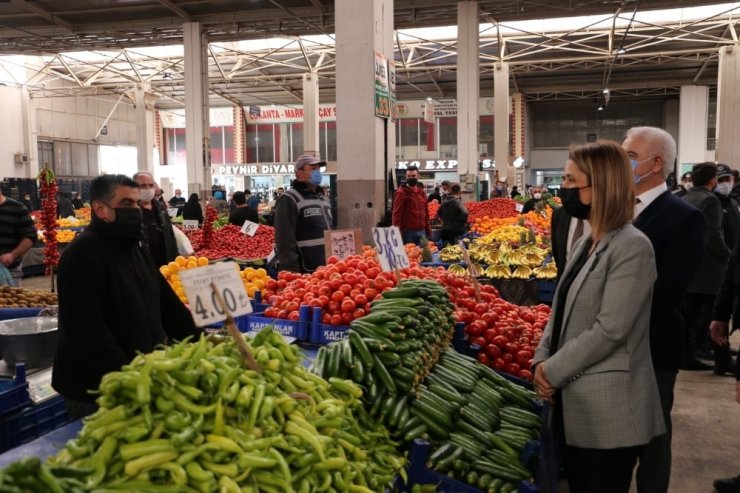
[569,140,635,238]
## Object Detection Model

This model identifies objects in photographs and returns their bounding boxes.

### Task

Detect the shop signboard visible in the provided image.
[396,160,458,171]
[213,164,296,176]
[372,226,409,272]
[179,262,253,327]
[479,159,496,171]
[159,107,233,128]
[389,61,397,121]
[374,51,391,118]
[324,229,362,260]
[433,100,457,117]
[244,104,337,124]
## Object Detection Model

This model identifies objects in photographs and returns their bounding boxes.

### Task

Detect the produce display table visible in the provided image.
[20,244,69,277]
[0,420,81,468]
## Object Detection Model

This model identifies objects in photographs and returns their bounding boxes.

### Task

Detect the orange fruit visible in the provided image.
[197,257,209,267]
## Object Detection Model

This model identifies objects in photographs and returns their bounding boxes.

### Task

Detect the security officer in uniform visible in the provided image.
[274,154,332,273]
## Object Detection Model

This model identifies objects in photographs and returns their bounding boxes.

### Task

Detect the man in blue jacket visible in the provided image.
[623,126,707,493]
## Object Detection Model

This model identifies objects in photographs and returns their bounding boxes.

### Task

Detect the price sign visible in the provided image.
[324,229,362,260]
[372,226,409,272]
[240,220,259,237]
[515,203,524,213]
[179,262,252,327]
[182,220,199,230]
[167,208,179,218]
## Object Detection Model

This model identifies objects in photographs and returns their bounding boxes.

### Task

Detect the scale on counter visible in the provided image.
[26,367,57,404]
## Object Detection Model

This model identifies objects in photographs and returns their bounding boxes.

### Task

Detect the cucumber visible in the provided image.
[488,433,518,458]
[449,432,485,457]
[348,331,374,369]
[403,423,428,442]
[396,406,411,431]
[314,346,327,377]
[351,355,365,383]
[427,443,458,468]
[499,386,535,410]
[327,343,341,377]
[500,407,541,429]
[466,470,479,487]
[381,287,421,299]
[358,312,401,325]
[428,384,467,406]
[341,339,354,367]
[472,460,529,481]
[387,395,407,428]
[455,418,484,439]
[488,478,503,492]
[410,403,451,439]
[379,393,397,418]
[399,415,423,435]
[435,446,464,473]
[363,337,392,351]
[372,354,397,394]
[500,483,518,493]
[377,352,401,367]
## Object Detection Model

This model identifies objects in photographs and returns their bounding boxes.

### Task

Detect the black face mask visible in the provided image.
[406,178,418,187]
[94,206,143,246]
[559,187,591,219]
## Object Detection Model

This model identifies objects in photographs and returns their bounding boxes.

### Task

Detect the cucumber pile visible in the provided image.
[314,282,543,493]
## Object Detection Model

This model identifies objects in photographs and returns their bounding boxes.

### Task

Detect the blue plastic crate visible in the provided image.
[308,307,350,344]
[0,308,42,321]
[403,439,538,493]
[0,395,69,454]
[536,280,556,304]
[244,305,310,340]
[0,364,29,418]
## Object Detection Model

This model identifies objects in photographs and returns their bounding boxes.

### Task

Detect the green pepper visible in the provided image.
[170,426,197,450]
[124,451,178,477]
[184,462,213,483]
[152,462,187,485]
[236,453,277,469]
[122,426,150,444]
[224,381,240,403]
[87,436,118,487]
[164,389,216,415]
[154,396,175,414]
[176,443,219,465]
[120,439,173,461]
[136,360,153,405]
[248,384,265,429]
[201,372,219,394]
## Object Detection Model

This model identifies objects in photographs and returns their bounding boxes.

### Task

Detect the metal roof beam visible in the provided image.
[8,0,74,32]
[157,0,193,21]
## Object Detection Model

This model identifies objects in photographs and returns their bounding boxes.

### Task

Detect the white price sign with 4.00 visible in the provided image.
[372,226,410,272]
[179,262,252,327]
[241,220,259,237]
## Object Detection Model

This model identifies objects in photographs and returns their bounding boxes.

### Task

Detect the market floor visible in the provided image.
[20,275,740,493]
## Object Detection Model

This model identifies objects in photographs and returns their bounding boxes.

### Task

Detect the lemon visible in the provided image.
[256,268,267,278]
[197,257,209,267]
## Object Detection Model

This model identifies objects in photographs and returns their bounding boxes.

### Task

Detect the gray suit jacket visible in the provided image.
[533,224,666,449]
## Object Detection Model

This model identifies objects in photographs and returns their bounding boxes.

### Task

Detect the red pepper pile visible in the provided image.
[37,169,59,274]
[464,198,519,222]
[185,224,275,260]
[201,206,218,249]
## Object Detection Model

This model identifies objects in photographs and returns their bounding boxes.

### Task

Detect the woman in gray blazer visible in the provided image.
[533,141,666,493]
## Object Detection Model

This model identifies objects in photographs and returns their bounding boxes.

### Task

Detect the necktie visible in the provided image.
[571,218,584,251]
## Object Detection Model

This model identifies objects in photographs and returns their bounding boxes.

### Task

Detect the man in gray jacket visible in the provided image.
[682,162,731,370]
[437,183,468,244]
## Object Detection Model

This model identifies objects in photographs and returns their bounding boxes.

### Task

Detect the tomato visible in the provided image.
[364,288,378,300]
[321,313,331,324]
[330,291,344,303]
[493,358,506,370]
[352,308,366,319]
[340,299,356,313]
[327,301,340,313]
[288,310,300,321]
[327,255,339,264]
[470,336,486,347]
[493,335,508,347]
[482,312,498,326]
[502,353,514,364]
[473,303,488,315]
[374,277,388,290]
[477,353,490,365]
[506,363,521,375]
[505,342,520,354]
[467,321,485,337]
[339,284,352,295]
[341,312,353,325]
[518,369,533,380]
[484,328,498,343]
[485,343,501,359]
[330,314,342,325]
[353,294,368,306]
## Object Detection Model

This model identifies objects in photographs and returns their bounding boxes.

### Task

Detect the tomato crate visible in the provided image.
[244,305,310,341]
[0,364,29,418]
[308,307,350,344]
[0,395,69,453]
[402,439,539,493]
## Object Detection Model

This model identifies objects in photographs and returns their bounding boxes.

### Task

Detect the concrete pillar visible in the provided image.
[21,87,38,178]
[135,82,156,173]
[717,46,740,166]
[303,72,320,156]
[511,93,526,190]
[494,62,510,180]
[183,22,210,195]
[336,0,395,240]
[456,1,479,200]
[678,85,709,171]
[234,105,244,164]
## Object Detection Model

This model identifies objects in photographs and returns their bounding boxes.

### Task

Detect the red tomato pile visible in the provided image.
[428,200,440,220]
[464,198,519,222]
[185,224,275,260]
[37,168,59,274]
[201,206,218,249]
[262,255,398,325]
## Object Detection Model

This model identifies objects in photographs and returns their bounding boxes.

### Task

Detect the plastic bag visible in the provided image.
[172,227,194,256]
[0,264,16,287]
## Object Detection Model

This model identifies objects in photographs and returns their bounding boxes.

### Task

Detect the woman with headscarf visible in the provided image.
[181,193,204,225]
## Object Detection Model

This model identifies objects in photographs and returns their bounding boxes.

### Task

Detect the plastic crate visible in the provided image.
[0,364,29,418]
[308,307,350,344]
[403,439,538,493]
[0,308,42,321]
[536,280,556,304]
[244,305,310,340]
[0,395,70,453]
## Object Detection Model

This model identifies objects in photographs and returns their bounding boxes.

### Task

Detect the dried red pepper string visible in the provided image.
[37,168,59,274]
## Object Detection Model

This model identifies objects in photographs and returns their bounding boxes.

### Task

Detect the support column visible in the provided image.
[303,72,320,156]
[183,22,210,195]
[135,82,156,173]
[717,46,740,165]
[493,62,510,180]
[21,87,38,178]
[336,0,395,240]
[456,1,479,201]
[234,105,245,164]
[678,86,709,173]
[512,93,526,191]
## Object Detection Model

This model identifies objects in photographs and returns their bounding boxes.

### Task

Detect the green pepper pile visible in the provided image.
[0,327,405,492]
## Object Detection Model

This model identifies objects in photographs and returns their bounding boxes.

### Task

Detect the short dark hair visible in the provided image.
[680,172,692,181]
[691,162,717,187]
[244,189,252,195]
[406,165,419,172]
[450,184,461,194]
[441,180,451,187]
[733,169,740,180]
[232,191,247,205]
[90,174,138,203]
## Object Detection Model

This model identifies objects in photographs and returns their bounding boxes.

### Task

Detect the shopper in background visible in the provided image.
[154,184,166,206]
[490,181,508,198]
[533,140,665,493]
[623,125,706,493]
[181,193,203,225]
[510,186,521,199]
[245,189,260,210]
[522,186,545,213]
[427,186,441,203]
[274,154,332,273]
[228,191,259,227]
[438,183,468,244]
[57,192,74,219]
[0,188,36,286]
[71,192,84,210]
[673,172,693,198]
[168,189,186,208]
[268,187,285,208]
[133,171,178,268]
[731,169,740,203]
[21,193,35,212]
[715,164,740,250]
[52,174,201,419]
[440,180,451,196]
[392,165,431,245]
[682,162,731,370]
[209,190,229,215]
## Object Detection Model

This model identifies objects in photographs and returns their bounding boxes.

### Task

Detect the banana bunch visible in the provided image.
[512,265,534,279]
[439,245,463,263]
[448,264,468,276]
[533,263,558,280]
[484,265,512,279]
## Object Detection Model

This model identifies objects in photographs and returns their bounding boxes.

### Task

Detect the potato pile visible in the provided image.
[0,286,57,308]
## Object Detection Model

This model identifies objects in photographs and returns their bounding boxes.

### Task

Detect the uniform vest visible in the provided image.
[283,188,332,272]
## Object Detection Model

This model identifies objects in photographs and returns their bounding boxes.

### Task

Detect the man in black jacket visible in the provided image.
[437,183,468,244]
[52,174,200,419]
[134,171,179,268]
[229,191,259,227]
[623,126,707,493]
[715,164,740,250]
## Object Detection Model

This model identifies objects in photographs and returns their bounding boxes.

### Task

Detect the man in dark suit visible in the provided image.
[623,126,707,493]
[550,201,590,280]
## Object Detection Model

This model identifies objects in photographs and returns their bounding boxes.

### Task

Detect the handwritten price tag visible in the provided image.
[515,203,524,213]
[324,229,362,260]
[241,220,259,237]
[372,226,410,272]
[181,220,199,231]
[167,208,179,218]
[179,262,252,327]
